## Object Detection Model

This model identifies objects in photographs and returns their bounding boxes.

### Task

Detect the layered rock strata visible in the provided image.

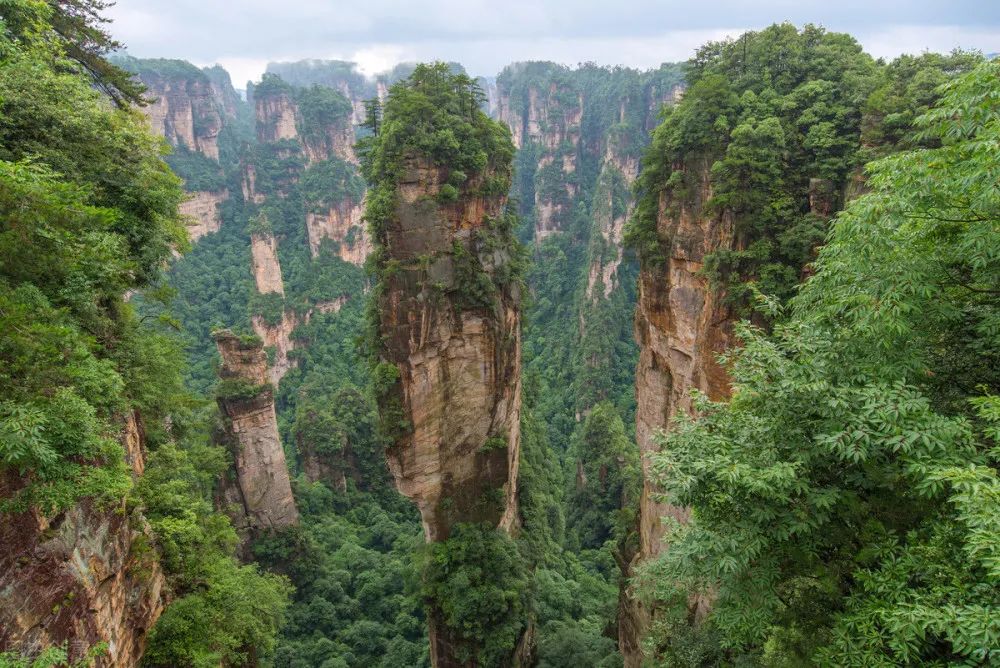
[0,413,167,668]
[305,198,371,265]
[179,190,228,242]
[625,159,735,666]
[372,151,524,666]
[213,331,299,542]
[376,156,522,543]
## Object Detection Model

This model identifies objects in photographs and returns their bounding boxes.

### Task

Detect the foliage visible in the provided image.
[420,523,531,667]
[0,10,184,511]
[358,62,513,227]
[0,643,107,668]
[627,23,981,312]
[641,59,1000,665]
[295,84,353,144]
[301,158,366,211]
[165,146,226,192]
[143,556,292,667]
[565,402,641,553]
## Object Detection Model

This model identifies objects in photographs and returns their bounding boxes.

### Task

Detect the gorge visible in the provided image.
[1,5,997,667]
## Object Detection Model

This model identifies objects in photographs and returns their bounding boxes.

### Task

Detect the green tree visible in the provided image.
[642,59,1000,666]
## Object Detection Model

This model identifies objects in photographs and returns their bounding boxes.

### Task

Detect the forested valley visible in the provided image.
[0,2,997,667]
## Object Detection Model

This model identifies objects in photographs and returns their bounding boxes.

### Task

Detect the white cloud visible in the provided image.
[106,1,999,79]
[857,25,998,59]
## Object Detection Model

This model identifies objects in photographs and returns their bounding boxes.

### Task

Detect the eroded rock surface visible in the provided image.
[0,414,167,668]
[624,158,735,666]
[305,198,371,265]
[179,190,228,242]
[138,71,231,161]
[377,157,522,543]
[250,233,285,296]
[213,331,299,542]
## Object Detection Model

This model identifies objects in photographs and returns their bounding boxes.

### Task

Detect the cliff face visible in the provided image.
[255,90,299,144]
[179,190,228,242]
[0,414,167,668]
[141,74,226,161]
[498,80,582,240]
[377,157,522,543]
[634,164,736,555]
[129,61,238,243]
[250,233,285,296]
[255,87,356,165]
[213,331,299,541]
[625,159,735,665]
[305,198,370,265]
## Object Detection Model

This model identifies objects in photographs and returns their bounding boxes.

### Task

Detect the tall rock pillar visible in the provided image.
[624,159,736,666]
[365,65,527,667]
[213,330,299,544]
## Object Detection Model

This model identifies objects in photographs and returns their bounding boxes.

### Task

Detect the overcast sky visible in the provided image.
[107,1,998,85]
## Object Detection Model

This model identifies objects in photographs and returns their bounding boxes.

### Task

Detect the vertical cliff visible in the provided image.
[364,64,527,667]
[497,68,582,240]
[376,155,523,543]
[122,57,237,243]
[178,190,228,241]
[305,197,370,265]
[0,414,167,668]
[495,62,684,434]
[620,25,907,663]
[250,232,285,296]
[254,74,357,166]
[623,160,735,665]
[213,330,299,543]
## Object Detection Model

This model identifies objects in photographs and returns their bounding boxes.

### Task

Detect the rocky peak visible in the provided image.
[213,330,299,542]
[131,61,233,162]
[377,155,522,542]
[256,89,298,144]
[254,76,356,165]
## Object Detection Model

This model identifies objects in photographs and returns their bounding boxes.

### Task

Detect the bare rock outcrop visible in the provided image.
[250,312,299,386]
[497,79,582,240]
[213,331,299,542]
[624,157,735,666]
[305,198,371,264]
[376,157,522,543]
[179,190,228,242]
[0,413,167,667]
[250,233,285,296]
[138,71,228,161]
[256,89,299,144]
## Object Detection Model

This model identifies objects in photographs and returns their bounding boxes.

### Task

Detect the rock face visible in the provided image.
[625,158,735,666]
[250,233,285,296]
[179,189,228,241]
[305,198,371,265]
[0,414,167,668]
[255,83,356,165]
[251,312,298,386]
[373,153,524,666]
[497,77,583,240]
[213,331,299,541]
[127,60,239,248]
[137,67,232,161]
[377,157,522,543]
[255,89,299,144]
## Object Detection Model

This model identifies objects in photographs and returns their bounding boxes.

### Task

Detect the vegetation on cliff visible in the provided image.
[0,3,289,665]
[642,57,1000,666]
[628,24,980,311]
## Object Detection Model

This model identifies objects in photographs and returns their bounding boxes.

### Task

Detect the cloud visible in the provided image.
[107,0,999,81]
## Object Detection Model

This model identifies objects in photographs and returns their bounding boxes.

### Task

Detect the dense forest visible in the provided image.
[0,2,997,667]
